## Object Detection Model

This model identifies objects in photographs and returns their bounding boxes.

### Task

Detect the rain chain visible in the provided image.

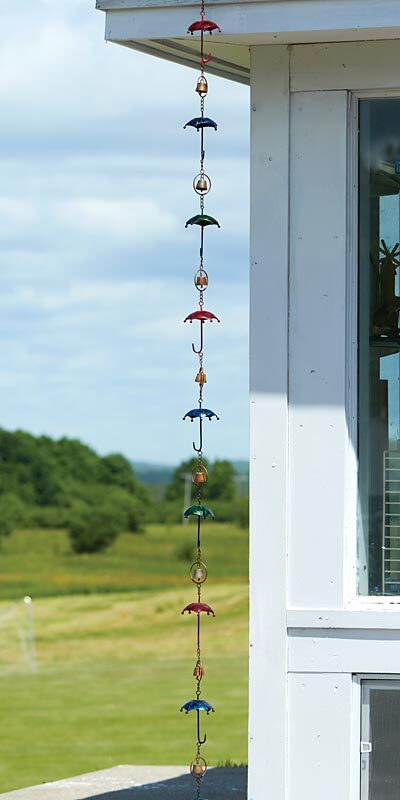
[180,2,221,798]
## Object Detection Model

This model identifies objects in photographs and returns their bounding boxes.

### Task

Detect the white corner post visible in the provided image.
[249,45,289,800]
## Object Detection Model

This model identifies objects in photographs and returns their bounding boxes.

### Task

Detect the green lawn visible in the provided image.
[0,524,247,600]
[0,525,248,792]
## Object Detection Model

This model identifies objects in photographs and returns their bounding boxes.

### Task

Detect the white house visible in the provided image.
[96,2,400,798]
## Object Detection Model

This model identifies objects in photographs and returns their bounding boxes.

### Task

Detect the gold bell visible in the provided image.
[192,464,208,485]
[195,368,207,384]
[196,75,208,97]
[195,175,208,193]
[190,756,207,779]
[192,763,206,778]
[194,268,208,289]
[193,663,205,679]
[190,561,207,584]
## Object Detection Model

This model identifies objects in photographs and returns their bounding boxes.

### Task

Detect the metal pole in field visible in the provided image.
[24,596,37,673]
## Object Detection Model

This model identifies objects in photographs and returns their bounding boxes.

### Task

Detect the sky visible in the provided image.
[1,1,249,465]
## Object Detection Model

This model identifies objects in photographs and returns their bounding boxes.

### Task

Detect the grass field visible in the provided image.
[0,524,248,792]
[0,524,247,600]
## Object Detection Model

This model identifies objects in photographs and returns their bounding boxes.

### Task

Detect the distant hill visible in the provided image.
[232,460,249,477]
[132,462,174,486]
[133,460,249,486]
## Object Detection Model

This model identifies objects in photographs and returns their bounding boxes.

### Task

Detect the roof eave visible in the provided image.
[96,0,400,84]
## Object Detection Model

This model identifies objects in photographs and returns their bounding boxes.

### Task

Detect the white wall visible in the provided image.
[288,673,355,800]
[288,88,349,610]
[249,44,289,800]
[249,39,400,800]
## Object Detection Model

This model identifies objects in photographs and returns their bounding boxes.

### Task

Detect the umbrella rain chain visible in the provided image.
[179,3,221,799]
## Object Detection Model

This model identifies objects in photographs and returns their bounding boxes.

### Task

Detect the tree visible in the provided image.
[99,486,146,533]
[0,493,27,544]
[68,500,126,554]
[234,495,249,529]
[0,427,151,533]
[164,458,236,505]
[207,460,236,501]
[164,457,206,504]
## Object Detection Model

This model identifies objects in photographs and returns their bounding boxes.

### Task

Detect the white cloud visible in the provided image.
[0,0,249,463]
[61,197,179,241]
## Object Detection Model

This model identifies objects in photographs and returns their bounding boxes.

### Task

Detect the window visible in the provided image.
[358,99,400,595]
[361,680,400,799]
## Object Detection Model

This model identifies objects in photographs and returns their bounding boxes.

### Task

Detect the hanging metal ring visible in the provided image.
[194,268,208,292]
[190,755,207,778]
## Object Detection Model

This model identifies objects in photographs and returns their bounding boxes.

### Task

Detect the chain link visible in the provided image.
[183,0,220,786]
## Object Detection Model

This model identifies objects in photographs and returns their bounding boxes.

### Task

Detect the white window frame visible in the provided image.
[283,42,400,610]
[349,89,400,606]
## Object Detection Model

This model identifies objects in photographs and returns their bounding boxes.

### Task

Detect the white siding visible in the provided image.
[288,673,355,800]
[249,45,290,800]
[288,90,349,609]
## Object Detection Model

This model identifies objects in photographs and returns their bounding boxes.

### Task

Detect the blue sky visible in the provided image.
[1,1,249,465]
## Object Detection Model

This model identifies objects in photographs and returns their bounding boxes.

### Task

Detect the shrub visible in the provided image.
[158,500,183,525]
[207,499,235,523]
[106,488,146,534]
[234,496,249,529]
[0,493,27,541]
[68,502,126,554]
[24,505,66,529]
[175,539,195,562]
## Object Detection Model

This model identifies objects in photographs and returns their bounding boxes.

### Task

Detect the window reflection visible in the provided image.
[359,99,400,595]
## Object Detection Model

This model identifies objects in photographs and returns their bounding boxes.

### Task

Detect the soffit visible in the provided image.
[96,1,400,83]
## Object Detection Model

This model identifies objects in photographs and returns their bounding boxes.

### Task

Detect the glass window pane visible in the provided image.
[358,99,400,595]
[364,685,400,799]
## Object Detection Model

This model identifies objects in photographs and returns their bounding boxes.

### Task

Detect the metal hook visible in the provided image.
[192,320,204,355]
[193,417,203,453]
[197,709,207,745]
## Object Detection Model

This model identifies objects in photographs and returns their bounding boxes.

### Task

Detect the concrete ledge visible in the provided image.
[0,765,247,800]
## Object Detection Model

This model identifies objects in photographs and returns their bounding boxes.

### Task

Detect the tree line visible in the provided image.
[0,429,248,552]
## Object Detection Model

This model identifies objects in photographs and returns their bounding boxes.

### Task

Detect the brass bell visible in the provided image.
[196,75,208,97]
[193,662,205,679]
[192,764,206,778]
[194,268,209,289]
[193,173,211,196]
[190,561,207,584]
[192,464,208,485]
[195,368,207,384]
[190,756,207,778]
[195,176,208,193]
